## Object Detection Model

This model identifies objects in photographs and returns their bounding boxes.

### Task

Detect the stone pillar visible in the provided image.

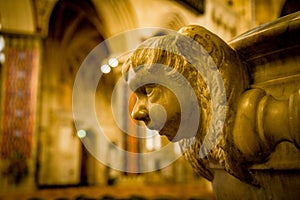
[210,11,300,199]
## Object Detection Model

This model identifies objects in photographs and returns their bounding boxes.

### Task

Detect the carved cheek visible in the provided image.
[159,89,180,116]
[148,86,166,105]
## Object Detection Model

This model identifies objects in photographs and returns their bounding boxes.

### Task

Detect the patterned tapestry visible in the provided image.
[1,36,39,163]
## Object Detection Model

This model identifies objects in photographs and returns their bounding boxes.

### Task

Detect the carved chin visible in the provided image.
[156,113,182,142]
[146,121,177,140]
[158,128,177,141]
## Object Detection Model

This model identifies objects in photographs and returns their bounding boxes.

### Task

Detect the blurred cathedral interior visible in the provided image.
[0,0,299,199]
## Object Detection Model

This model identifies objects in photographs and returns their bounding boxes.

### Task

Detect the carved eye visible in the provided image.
[144,85,155,97]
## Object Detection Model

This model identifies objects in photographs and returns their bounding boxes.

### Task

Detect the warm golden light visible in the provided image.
[77,129,87,138]
[100,64,111,74]
[108,57,118,68]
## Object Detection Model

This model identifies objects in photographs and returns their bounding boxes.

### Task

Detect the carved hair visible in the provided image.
[122,33,211,142]
[122,25,251,183]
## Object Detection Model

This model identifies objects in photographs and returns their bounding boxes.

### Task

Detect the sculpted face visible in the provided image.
[127,75,182,141]
[122,25,253,185]
[122,34,203,142]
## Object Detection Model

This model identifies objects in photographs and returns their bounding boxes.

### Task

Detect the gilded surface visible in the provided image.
[123,22,300,191]
[122,25,252,183]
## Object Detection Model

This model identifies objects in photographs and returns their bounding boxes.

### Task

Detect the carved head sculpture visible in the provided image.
[122,25,251,183]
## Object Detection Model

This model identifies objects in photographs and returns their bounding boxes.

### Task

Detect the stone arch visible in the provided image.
[38,0,139,186]
[37,0,109,186]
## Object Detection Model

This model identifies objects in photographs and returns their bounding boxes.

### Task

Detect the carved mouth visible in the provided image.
[147,113,181,142]
[145,116,166,132]
[146,120,161,131]
[145,120,173,140]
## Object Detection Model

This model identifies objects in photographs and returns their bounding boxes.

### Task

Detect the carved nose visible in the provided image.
[131,102,149,122]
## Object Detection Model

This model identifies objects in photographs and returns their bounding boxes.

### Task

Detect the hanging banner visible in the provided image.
[1,36,39,161]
